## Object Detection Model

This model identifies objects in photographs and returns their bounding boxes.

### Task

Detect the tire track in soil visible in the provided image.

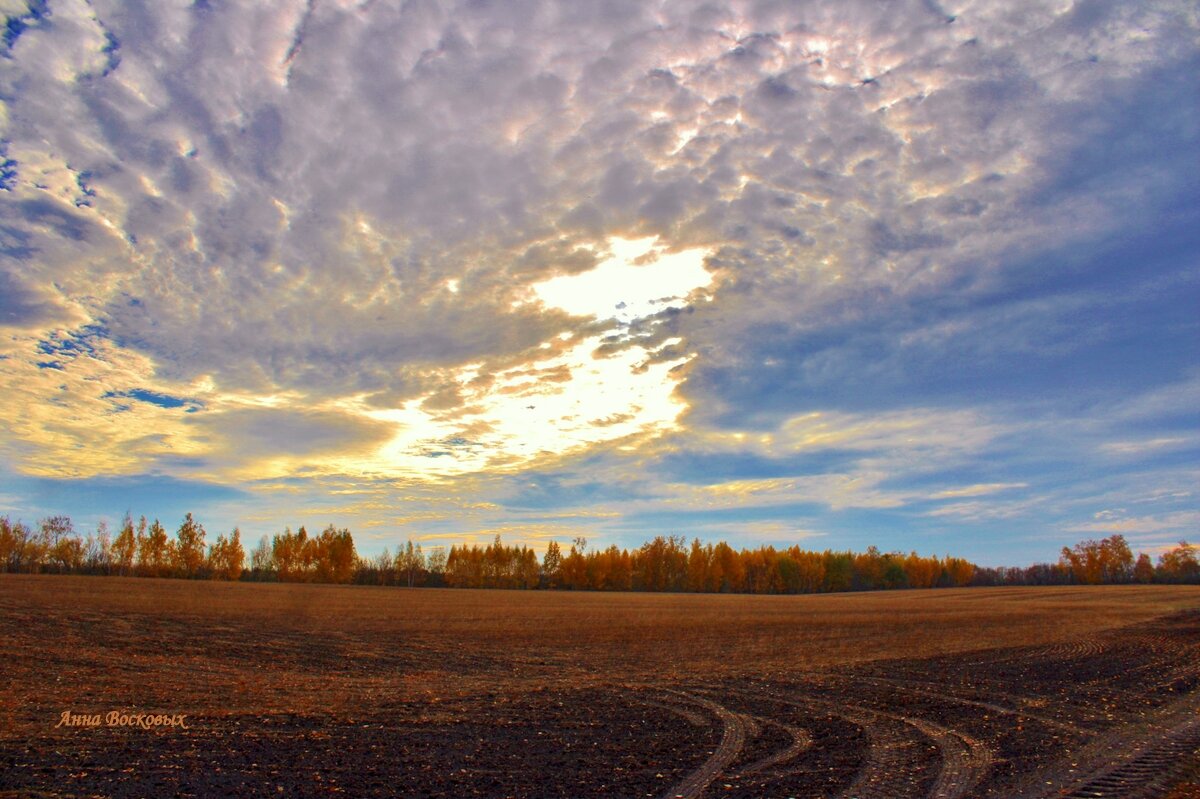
[657,691,748,799]
[903,717,993,799]
[1078,632,1200,695]
[1034,637,1106,660]
[735,718,812,777]
[1079,634,1189,689]
[628,686,814,792]
[1150,652,1200,693]
[957,636,1105,669]
[1058,727,1200,799]
[1016,689,1200,799]
[834,706,924,799]
[853,675,1094,736]
[719,687,922,799]
[739,688,993,799]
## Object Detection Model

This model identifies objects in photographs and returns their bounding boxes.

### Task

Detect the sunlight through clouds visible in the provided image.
[358,331,692,478]
[530,236,713,323]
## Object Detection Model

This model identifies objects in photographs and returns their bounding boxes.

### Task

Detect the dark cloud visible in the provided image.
[13,199,95,242]
[0,269,56,328]
[196,407,393,461]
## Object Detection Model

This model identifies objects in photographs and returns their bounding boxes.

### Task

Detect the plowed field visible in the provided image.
[2,576,1198,797]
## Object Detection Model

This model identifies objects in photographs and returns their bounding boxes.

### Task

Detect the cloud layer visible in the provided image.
[1,0,1196,562]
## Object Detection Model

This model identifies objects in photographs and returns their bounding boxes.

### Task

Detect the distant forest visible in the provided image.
[1,513,1197,592]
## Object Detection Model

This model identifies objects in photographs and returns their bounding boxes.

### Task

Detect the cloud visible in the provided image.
[1100,436,1196,457]
[928,483,1029,500]
[192,406,394,478]
[1066,510,1200,537]
[0,0,1196,562]
[530,236,713,323]
[488,405,1012,523]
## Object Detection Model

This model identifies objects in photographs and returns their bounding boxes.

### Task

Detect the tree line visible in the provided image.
[957,534,1198,586]
[435,536,979,592]
[1,514,1196,590]
[0,514,245,580]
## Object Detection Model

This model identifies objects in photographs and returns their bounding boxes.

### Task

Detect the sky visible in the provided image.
[0,0,1196,566]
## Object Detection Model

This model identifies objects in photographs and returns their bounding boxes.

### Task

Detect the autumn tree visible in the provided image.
[541,541,562,588]
[636,536,666,591]
[425,546,447,586]
[0,518,15,573]
[595,544,632,591]
[397,540,425,587]
[207,528,244,580]
[1157,542,1199,584]
[516,547,539,589]
[0,517,34,573]
[686,539,709,592]
[272,527,306,581]
[741,547,776,593]
[823,551,853,592]
[175,513,207,578]
[484,535,512,588]
[137,519,172,577]
[636,535,687,592]
[561,537,589,590]
[41,516,80,574]
[1134,552,1155,583]
[226,528,246,580]
[775,555,801,593]
[1059,535,1135,584]
[942,557,976,587]
[111,514,137,576]
[903,552,939,589]
[1101,535,1134,583]
[1,517,48,573]
[712,541,743,592]
[791,549,825,592]
[313,525,357,583]
[445,545,479,588]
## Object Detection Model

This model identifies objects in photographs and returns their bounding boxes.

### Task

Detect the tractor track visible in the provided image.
[736,717,813,777]
[719,685,993,799]
[658,691,748,799]
[1014,688,1200,799]
[850,674,1097,735]
[637,686,819,797]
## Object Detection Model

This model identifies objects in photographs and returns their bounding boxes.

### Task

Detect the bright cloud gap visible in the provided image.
[530,237,713,323]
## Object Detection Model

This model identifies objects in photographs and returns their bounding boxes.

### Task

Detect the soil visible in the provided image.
[1,578,1198,798]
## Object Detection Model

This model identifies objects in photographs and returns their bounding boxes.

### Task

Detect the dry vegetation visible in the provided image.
[2,576,1198,797]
